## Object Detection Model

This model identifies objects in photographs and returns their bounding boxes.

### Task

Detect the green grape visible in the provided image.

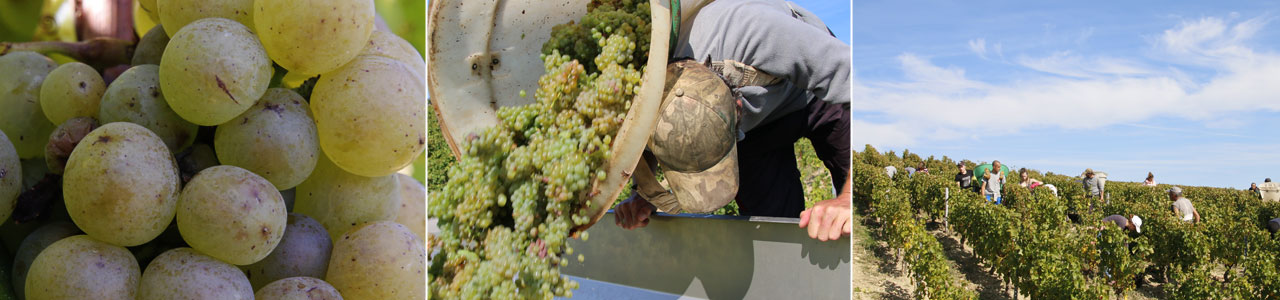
[137,248,253,300]
[431,31,639,299]
[159,18,272,126]
[12,222,80,300]
[294,154,400,241]
[100,64,198,153]
[394,173,426,241]
[311,55,424,177]
[326,221,424,300]
[25,235,140,300]
[177,165,286,265]
[131,25,169,66]
[214,88,318,190]
[0,130,18,222]
[0,51,57,158]
[157,0,253,37]
[254,277,342,300]
[39,62,105,125]
[63,122,180,247]
[138,0,159,22]
[360,30,425,80]
[254,0,375,75]
[242,213,331,290]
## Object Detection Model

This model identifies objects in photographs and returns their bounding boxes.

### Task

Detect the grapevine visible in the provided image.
[853,146,1280,298]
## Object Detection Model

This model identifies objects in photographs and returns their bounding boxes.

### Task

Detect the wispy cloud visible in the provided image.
[969,38,1005,60]
[855,15,1280,148]
[1015,51,1155,78]
[968,38,988,59]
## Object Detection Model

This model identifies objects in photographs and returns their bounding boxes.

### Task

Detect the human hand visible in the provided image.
[615,193,656,230]
[799,193,852,241]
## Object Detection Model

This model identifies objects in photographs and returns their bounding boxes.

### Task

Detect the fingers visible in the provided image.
[821,205,838,241]
[615,201,631,228]
[827,209,849,241]
[806,206,823,240]
[615,199,653,230]
[799,210,811,228]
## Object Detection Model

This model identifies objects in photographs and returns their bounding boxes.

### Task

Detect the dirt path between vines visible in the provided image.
[849,210,913,299]
[851,207,1165,299]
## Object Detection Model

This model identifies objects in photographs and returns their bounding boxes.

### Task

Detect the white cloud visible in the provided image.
[1158,16,1271,66]
[1016,51,1156,78]
[881,53,991,94]
[969,38,988,59]
[856,15,1280,149]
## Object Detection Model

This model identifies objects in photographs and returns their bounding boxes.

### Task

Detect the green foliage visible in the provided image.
[853,145,1280,298]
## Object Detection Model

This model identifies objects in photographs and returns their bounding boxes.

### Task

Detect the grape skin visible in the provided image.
[395,173,427,241]
[137,248,254,300]
[159,17,273,126]
[253,0,375,75]
[0,130,19,225]
[311,55,425,177]
[25,235,140,299]
[63,122,180,247]
[326,221,424,300]
[131,25,169,66]
[214,88,319,190]
[0,51,58,159]
[157,0,254,37]
[99,64,198,153]
[241,213,332,290]
[39,62,105,125]
[254,276,342,300]
[360,30,425,81]
[294,154,401,241]
[11,222,80,300]
[176,165,286,265]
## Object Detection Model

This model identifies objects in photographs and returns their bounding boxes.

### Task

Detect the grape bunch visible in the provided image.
[0,0,426,299]
[428,4,649,297]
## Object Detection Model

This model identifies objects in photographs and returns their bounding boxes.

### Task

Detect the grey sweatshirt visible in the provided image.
[672,0,852,132]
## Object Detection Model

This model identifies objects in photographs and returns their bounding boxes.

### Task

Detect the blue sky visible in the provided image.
[853,1,1280,188]
[792,0,851,44]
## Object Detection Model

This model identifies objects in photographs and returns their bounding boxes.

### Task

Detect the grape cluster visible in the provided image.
[429,28,643,299]
[0,3,426,299]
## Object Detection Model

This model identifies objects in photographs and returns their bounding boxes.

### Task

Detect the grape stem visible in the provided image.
[0,38,135,70]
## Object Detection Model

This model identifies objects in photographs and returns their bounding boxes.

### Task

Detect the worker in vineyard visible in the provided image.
[1082,168,1105,208]
[1102,214,1142,235]
[614,0,852,242]
[1167,187,1201,223]
[1018,168,1057,197]
[1249,183,1261,198]
[981,161,1006,204]
[1268,217,1280,234]
[1142,172,1157,187]
[1260,178,1280,202]
[955,163,974,193]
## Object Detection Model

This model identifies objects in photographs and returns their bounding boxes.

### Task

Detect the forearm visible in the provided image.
[839,173,851,200]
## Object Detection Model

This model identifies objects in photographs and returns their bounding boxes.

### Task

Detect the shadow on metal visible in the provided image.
[560,211,851,299]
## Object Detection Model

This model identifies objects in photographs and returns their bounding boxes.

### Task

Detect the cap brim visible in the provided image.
[664,145,739,213]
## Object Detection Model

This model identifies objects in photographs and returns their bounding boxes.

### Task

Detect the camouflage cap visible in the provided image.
[647,59,739,213]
